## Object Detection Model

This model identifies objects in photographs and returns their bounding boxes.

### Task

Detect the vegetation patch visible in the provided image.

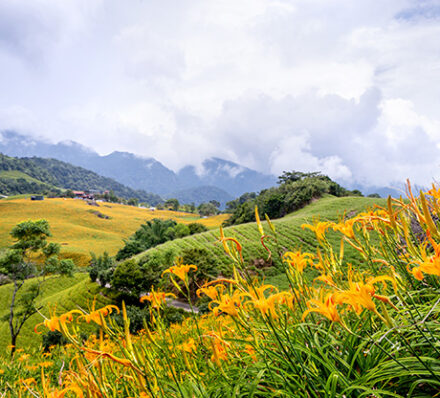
[3,185,440,396]
[0,198,228,267]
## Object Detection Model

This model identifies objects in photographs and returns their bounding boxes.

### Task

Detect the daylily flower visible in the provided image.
[34,309,80,334]
[334,275,396,315]
[303,292,341,323]
[283,251,314,274]
[140,288,176,309]
[197,284,225,300]
[210,290,242,317]
[178,338,196,354]
[78,304,120,326]
[410,235,440,280]
[332,219,356,239]
[162,264,197,282]
[301,221,332,241]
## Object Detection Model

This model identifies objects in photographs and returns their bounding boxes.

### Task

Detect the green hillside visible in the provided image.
[0,273,112,355]
[135,196,386,287]
[0,153,162,204]
[0,196,384,355]
[0,170,49,184]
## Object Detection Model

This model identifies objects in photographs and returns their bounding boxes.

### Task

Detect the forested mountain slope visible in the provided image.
[0,153,162,204]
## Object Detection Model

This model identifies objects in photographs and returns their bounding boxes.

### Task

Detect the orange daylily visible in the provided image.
[334,275,396,315]
[301,221,332,241]
[410,235,440,280]
[332,219,356,239]
[197,284,225,300]
[218,227,244,262]
[178,338,196,354]
[314,273,336,287]
[283,250,314,274]
[78,304,120,326]
[162,264,197,282]
[241,284,294,318]
[210,290,242,317]
[34,309,80,334]
[140,288,176,308]
[206,333,230,366]
[303,292,341,323]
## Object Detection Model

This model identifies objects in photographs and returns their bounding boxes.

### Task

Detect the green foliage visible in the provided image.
[0,219,75,355]
[164,198,179,211]
[111,259,145,299]
[116,219,209,261]
[112,305,150,333]
[116,219,177,261]
[111,305,187,333]
[88,252,115,284]
[180,247,218,299]
[277,170,322,184]
[187,222,208,235]
[174,224,190,238]
[134,196,386,285]
[10,219,51,252]
[42,330,68,351]
[127,197,139,206]
[197,202,219,216]
[0,273,111,353]
[111,249,176,302]
[225,170,361,226]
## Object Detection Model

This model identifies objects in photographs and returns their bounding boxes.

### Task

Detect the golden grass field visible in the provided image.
[0,198,228,266]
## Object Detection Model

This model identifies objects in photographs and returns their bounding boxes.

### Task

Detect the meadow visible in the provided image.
[0,198,228,266]
[0,195,379,355]
[136,196,386,288]
[2,185,439,396]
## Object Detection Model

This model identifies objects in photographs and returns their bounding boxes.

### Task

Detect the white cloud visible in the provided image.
[0,0,439,187]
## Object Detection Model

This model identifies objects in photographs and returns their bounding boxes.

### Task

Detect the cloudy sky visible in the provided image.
[0,0,439,186]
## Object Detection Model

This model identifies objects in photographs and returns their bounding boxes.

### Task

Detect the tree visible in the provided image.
[209,200,221,209]
[277,171,321,185]
[127,197,139,207]
[187,223,208,235]
[197,202,218,216]
[88,251,114,286]
[0,220,75,356]
[115,219,177,261]
[165,198,180,211]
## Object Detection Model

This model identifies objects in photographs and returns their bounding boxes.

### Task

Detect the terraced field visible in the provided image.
[135,196,386,286]
[0,196,384,354]
[0,198,228,266]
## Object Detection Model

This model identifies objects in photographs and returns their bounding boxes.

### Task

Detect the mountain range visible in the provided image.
[0,131,277,205]
[0,153,163,204]
[0,130,406,203]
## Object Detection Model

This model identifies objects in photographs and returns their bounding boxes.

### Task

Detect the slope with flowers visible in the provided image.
[135,195,386,286]
[0,273,113,354]
[0,195,381,356]
[0,197,228,266]
[4,184,440,397]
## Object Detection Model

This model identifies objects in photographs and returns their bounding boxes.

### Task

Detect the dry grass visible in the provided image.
[0,198,229,266]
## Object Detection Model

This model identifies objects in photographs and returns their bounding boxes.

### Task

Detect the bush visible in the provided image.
[116,220,210,261]
[187,223,208,235]
[224,170,357,226]
[110,249,176,301]
[88,252,114,284]
[42,331,67,351]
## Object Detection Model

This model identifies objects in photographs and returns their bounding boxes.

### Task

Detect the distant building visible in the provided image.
[73,191,85,198]
[31,195,44,201]
[73,191,94,200]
